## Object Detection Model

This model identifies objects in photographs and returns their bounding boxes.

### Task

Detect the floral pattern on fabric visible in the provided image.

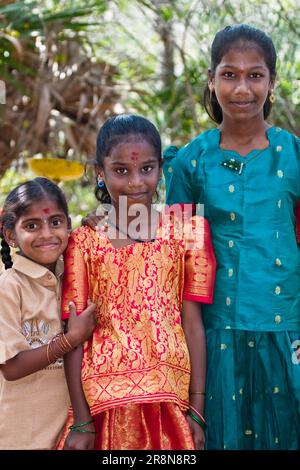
[62,214,215,415]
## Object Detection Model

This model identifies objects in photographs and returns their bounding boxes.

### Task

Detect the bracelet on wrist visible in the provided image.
[188,409,206,430]
[189,404,206,424]
[46,332,74,365]
[69,419,94,430]
[69,428,97,434]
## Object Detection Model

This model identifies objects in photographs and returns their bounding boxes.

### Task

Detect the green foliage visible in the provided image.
[97,0,300,143]
[1,0,300,218]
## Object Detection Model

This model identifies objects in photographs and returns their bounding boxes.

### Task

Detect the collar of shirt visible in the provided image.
[12,253,63,286]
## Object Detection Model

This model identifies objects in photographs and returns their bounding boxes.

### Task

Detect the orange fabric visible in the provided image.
[57,402,194,450]
[183,216,216,303]
[61,214,215,416]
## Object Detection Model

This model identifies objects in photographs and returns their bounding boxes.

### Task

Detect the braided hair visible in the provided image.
[0,177,68,270]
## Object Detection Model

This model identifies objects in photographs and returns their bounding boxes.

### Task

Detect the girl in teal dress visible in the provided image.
[163,24,300,450]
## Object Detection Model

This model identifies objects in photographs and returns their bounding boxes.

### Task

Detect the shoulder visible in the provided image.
[0,268,22,295]
[70,225,97,245]
[272,127,300,149]
[163,128,219,163]
[68,225,107,257]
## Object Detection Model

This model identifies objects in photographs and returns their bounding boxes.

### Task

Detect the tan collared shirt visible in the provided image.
[0,254,70,449]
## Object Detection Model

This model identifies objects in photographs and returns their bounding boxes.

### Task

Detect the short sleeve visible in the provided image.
[183,216,216,304]
[0,280,30,364]
[61,233,88,320]
[163,139,204,205]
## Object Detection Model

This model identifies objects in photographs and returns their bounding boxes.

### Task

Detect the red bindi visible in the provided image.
[42,208,50,214]
[131,151,138,161]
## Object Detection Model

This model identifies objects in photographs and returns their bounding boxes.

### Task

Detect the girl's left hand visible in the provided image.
[187,415,205,450]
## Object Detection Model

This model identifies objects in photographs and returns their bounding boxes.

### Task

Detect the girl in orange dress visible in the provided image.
[58,115,216,450]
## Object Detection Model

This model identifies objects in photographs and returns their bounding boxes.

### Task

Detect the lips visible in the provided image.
[34,242,59,250]
[231,101,255,107]
[125,193,147,199]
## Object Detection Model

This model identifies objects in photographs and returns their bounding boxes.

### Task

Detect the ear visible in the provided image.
[3,228,17,248]
[269,75,276,92]
[67,216,72,232]
[208,69,215,88]
[95,164,104,179]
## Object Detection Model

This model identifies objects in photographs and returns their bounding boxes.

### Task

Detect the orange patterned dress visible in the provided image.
[58,214,216,450]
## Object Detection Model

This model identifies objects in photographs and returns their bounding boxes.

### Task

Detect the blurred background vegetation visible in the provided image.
[0,0,299,225]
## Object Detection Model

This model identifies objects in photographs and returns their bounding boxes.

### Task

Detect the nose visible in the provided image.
[40,222,53,237]
[129,171,143,188]
[235,78,250,94]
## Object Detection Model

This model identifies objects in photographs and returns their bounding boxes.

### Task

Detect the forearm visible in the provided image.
[182,300,206,414]
[64,345,92,423]
[0,330,75,381]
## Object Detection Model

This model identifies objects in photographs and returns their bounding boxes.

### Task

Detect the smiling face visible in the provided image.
[210,42,275,123]
[4,198,70,271]
[97,139,161,211]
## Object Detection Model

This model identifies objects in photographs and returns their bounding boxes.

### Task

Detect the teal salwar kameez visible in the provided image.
[163,127,300,449]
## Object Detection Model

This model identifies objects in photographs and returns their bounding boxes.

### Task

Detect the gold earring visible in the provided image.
[269,91,276,104]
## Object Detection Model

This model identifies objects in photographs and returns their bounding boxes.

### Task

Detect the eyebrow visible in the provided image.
[110,158,158,165]
[21,214,66,223]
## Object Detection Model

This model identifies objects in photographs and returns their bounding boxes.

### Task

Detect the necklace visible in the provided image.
[220,147,267,175]
[107,220,156,243]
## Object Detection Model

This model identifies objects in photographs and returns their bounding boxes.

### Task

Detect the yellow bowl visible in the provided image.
[28,158,84,182]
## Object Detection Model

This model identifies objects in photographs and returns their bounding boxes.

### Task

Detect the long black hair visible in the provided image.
[95,114,162,204]
[203,24,277,124]
[0,177,69,269]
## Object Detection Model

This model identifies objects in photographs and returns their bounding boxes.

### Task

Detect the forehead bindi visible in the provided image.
[219,45,268,70]
[109,141,156,164]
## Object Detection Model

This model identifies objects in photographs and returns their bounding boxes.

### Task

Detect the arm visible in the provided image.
[61,230,96,450]
[181,216,216,449]
[163,142,202,205]
[63,345,95,450]
[181,300,206,451]
[0,301,96,381]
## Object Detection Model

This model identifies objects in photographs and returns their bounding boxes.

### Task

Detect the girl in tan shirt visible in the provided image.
[0,177,96,449]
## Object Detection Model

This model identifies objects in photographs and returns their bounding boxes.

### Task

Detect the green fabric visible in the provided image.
[205,329,300,449]
[163,126,300,449]
[164,126,300,331]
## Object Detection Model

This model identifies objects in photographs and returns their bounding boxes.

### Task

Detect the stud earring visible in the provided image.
[269,91,276,104]
[97,176,105,188]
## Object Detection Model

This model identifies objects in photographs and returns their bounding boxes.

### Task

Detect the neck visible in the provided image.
[220,116,269,147]
[108,205,159,243]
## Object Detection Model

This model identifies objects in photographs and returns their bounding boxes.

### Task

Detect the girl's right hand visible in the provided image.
[66,301,96,348]
[81,211,102,231]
